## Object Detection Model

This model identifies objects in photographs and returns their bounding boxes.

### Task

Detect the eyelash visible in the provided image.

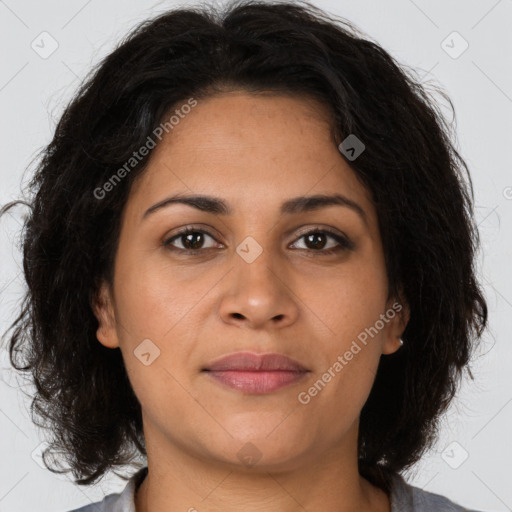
[162,226,355,256]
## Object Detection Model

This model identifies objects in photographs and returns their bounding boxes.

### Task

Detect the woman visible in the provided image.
[1,1,488,511]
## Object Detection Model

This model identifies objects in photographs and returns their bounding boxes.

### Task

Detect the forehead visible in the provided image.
[126,92,375,221]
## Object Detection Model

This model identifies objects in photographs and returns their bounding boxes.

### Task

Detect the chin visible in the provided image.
[205,423,315,472]
[213,443,312,474]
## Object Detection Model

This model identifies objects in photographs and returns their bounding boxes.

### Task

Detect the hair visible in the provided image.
[1,0,488,493]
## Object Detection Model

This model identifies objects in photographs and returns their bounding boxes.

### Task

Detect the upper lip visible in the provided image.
[203,352,309,372]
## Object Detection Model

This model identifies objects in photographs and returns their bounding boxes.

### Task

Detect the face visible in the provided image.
[94,91,408,472]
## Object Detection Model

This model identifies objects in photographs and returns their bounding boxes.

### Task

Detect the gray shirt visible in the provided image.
[66,466,480,512]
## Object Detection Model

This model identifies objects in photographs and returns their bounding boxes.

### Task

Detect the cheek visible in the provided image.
[113,243,205,339]
[297,256,388,347]
[111,249,216,382]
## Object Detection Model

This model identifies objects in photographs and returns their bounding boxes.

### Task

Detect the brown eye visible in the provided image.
[304,232,328,250]
[290,229,355,254]
[163,228,220,252]
[162,226,354,255]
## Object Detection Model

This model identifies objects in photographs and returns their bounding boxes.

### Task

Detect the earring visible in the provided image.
[398,337,404,347]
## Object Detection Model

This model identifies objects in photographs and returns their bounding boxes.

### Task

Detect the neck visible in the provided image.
[134,422,390,512]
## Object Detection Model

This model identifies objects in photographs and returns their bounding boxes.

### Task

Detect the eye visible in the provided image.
[163,227,222,253]
[162,226,354,255]
[289,228,355,254]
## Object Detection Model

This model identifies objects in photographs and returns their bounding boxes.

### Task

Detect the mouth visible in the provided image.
[201,352,310,394]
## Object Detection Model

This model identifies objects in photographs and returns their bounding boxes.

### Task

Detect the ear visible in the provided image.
[91,280,120,349]
[381,292,410,355]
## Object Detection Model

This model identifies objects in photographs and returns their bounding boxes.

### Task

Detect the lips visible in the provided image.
[204,352,308,372]
[202,352,309,394]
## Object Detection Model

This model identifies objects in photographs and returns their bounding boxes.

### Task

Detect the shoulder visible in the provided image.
[64,491,123,512]
[63,466,148,512]
[389,472,482,512]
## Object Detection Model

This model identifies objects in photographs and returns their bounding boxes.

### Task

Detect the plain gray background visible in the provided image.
[0,0,511,511]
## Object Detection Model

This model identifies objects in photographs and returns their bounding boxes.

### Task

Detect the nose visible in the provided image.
[218,246,299,330]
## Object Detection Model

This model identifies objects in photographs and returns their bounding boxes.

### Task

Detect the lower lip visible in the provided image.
[205,370,308,394]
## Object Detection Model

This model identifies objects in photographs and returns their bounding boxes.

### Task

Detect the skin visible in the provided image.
[93,91,409,512]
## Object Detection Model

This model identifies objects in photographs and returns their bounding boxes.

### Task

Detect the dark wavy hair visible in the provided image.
[1,0,488,493]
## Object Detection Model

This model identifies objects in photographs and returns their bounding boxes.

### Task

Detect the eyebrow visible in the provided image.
[142,193,368,226]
